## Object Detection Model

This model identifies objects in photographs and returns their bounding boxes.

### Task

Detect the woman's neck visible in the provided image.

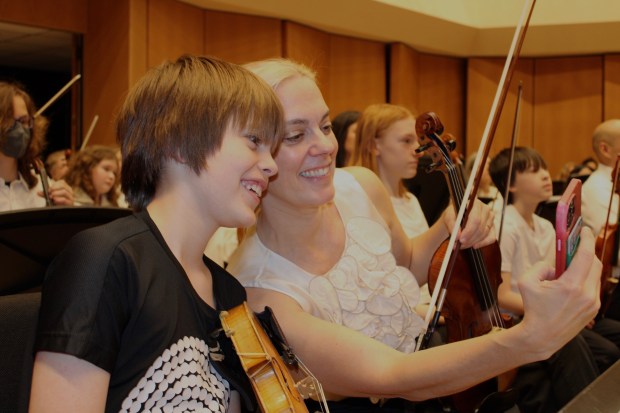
[257,199,344,272]
[258,199,331,244]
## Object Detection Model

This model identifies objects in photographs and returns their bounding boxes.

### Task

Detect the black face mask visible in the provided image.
[1,121,31,159]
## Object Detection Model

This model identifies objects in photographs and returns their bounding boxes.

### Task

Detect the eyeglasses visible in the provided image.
[14,115,34,129]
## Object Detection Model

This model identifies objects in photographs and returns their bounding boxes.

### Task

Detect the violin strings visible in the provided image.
[452,162,504,328]
[295,356,331,413]
[442,148,505,329]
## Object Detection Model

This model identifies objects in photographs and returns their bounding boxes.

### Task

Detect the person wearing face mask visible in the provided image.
[0,81,74,212]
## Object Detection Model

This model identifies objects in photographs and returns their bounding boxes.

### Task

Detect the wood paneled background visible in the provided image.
[2,0,619,177]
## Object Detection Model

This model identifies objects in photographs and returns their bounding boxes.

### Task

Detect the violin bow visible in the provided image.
[80,114,99,151]
[416,0,537,351]
[498,80,524,244]
[600,154,620,263]
[31,158,52,206]
[34,74,81,118]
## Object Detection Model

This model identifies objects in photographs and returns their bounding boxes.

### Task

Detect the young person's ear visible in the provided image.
[508,181,518,195]
[373,138,381,156]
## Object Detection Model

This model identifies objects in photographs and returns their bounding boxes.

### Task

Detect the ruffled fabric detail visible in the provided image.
[309,216,424,353]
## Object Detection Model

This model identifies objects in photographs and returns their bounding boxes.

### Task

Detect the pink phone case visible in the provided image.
[555,178,582,278]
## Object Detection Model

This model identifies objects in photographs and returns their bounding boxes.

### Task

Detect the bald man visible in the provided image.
[582,119,620,321]
[582,119,620,237]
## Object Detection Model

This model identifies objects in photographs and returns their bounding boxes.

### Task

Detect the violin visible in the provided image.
[416,113,516,413]
[220,302,322,413]
[595,155,620,319]
[31,158,52,206]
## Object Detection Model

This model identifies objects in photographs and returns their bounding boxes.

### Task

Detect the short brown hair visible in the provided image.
[489,146,548,204]
[117,55,284,211]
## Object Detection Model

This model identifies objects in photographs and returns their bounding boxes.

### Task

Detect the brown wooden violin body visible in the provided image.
[595,225,620,319]
[32,158,52,206]
[417,112,516,413]
[428,241,503,343]
[220,302,309,413]
[595,155,620,319]
[429,240,512,412]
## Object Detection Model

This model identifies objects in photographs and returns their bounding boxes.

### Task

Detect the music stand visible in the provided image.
[0,206,132,295]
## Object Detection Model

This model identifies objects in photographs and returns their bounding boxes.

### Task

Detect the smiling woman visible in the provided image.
[226,57,602,413]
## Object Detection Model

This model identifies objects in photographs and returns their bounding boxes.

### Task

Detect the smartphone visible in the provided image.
[555,178,582,278]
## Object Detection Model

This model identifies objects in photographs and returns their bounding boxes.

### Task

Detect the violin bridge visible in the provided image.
[295,376,318,399]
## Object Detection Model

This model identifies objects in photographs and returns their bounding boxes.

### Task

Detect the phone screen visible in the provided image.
[556,179,582,278]
[565,215,582,270]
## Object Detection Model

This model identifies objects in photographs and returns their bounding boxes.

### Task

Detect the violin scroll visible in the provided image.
[415,112,444,137]
[415,112,454,175]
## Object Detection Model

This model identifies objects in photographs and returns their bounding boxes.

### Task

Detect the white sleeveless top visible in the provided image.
[228,169,424,353]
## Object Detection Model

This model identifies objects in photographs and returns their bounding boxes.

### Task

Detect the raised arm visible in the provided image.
[344,166,495,286]
[245,228,600,401]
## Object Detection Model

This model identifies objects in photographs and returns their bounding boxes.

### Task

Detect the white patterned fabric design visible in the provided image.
[229,169,424,353]
[309,215,423,352]
[119,336,230,413]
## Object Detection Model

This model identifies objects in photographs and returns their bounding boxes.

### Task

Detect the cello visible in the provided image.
[595,154,620,319]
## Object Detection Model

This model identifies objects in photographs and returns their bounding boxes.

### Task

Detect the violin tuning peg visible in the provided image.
[416,143,432,153]
[426,161,442,173]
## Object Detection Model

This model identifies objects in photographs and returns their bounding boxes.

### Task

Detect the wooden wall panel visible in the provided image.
[604,54,620,119]
[0,0,87,33]
[128,0,149,87]
[389,43,420,115]
[283,22,330,102]
[417,54,466,152]
[327,35,385,116]
[147,0,204,68]
[534,56,602,178]
[466,58,534,159]
[283,23,385,119]
[390,44,466,154]
[83,0,133,147]
[204,11,281,64]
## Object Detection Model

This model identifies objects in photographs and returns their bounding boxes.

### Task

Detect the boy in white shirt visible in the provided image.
[490,146,620,373]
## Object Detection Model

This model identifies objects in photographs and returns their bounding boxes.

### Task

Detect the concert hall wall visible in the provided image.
[2,0,620,177]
